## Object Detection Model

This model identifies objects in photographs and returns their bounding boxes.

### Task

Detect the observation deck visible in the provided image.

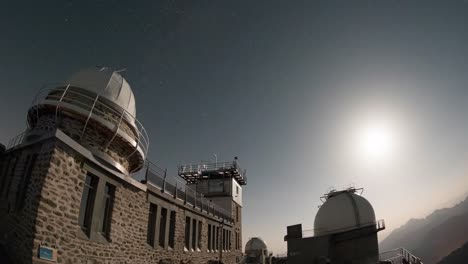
[178,160,247,185]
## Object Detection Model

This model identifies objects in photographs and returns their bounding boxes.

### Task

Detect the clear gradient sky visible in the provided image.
[2,0,468,254]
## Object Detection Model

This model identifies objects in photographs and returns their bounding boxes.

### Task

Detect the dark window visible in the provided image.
[16,154,37,211]
[159,207,167,247]
[236,206,239,222]
[101,183,115,238]
[208,224,212,251]
[225,229,228,251]
[229,230,232,250]
[185,216,191,249]
[197,220,202,250]
[215,226,219,251]
[191,218,197,250]
[78,174,98,235]
[212,225,216,251]
[235,232,238,250]
[168,211,176,248]
[3,156,18,199]
[0,156,12,192]
[147,203,157,246]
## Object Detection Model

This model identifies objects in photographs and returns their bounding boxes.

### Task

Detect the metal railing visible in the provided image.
[7,131,27,149]
[178,161,247,183]
[28,84,149,162]
[379,248,422,264]
[145,161,234,223]
[302,220,385,238]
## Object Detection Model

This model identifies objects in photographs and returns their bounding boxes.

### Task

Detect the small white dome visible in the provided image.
[314,189,376,236]
[67,66,136,116]
[245,237,268,252]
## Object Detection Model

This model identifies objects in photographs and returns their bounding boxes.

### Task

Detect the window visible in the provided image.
[229,230,232,250]
[191,218,197,250]
[147,203,157,246]
[159,207,167,247]
[235,232,238,250]
[208,224,212,251]
[168,211,176,248]
[212,225,216,251]
[236,206,239,222]
[197,220,202,250]
[215,226,219,251]
[0,156,12,193]
[223,229,227,250]
[3,156,18,199]
[185,216,191,249]
[222,229,225,251]
[16,154,37,211]
[100,183,115,238]
[78,174,98,235]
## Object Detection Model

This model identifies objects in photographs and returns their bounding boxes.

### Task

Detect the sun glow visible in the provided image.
[355,120,398,163]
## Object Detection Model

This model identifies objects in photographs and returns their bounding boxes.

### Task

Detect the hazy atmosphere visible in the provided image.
[2,0,468,254]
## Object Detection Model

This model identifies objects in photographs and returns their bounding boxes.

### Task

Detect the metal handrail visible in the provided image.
[146,162,234,223]
[379,248,422,264]
[28,84,150,160]
[7,131,27,149]
[178,161,247,182]
[302,220,385,238]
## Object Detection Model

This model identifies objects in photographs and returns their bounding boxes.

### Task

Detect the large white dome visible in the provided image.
[313,189,376,236]
[245,237,268,252]
[67,66,136,116]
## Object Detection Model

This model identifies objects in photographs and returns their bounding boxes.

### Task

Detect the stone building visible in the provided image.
[0,66,246,264]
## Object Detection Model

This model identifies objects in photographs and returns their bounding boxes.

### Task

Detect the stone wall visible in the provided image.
[30,112,143,173]
[0,140,56,264]
[0,137,242,264]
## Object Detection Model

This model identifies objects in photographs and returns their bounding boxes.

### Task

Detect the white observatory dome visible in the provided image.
[313,189,376,236]
[245,237,268,252]
[67,66,136,116]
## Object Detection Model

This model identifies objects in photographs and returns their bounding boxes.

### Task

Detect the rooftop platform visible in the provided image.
[178,161,247,185]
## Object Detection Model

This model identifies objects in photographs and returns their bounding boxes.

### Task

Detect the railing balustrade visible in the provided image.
[145,162,234,223]
[379,248,422,264]
[302,220,386,238]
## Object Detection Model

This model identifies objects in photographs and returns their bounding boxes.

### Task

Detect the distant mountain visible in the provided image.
[438,241,468,264]
[379,196,468,264]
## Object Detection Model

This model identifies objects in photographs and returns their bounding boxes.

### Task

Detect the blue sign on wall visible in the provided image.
[39,246,57,262]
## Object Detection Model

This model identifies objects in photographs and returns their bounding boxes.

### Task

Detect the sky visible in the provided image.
[2,0,468,254]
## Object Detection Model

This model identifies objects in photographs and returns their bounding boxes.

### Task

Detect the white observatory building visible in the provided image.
[243,237,272,264]
[285,188,386,264]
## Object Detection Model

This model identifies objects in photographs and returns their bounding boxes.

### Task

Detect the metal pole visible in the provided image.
[162,169,167,192]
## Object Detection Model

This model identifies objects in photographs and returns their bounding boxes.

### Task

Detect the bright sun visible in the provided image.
[355,121,397,163]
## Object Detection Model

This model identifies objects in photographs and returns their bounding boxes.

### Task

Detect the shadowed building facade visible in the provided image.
[0,66,245,264]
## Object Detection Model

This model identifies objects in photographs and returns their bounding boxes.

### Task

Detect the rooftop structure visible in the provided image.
[244,237,271,264]
[284,187,422,264]
[245,237,268,252]
[26,66,148,174]
[314,188,378,236]
[178,158,247,185]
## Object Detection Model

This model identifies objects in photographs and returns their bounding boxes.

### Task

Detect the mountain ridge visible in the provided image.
[379,195,468,264]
